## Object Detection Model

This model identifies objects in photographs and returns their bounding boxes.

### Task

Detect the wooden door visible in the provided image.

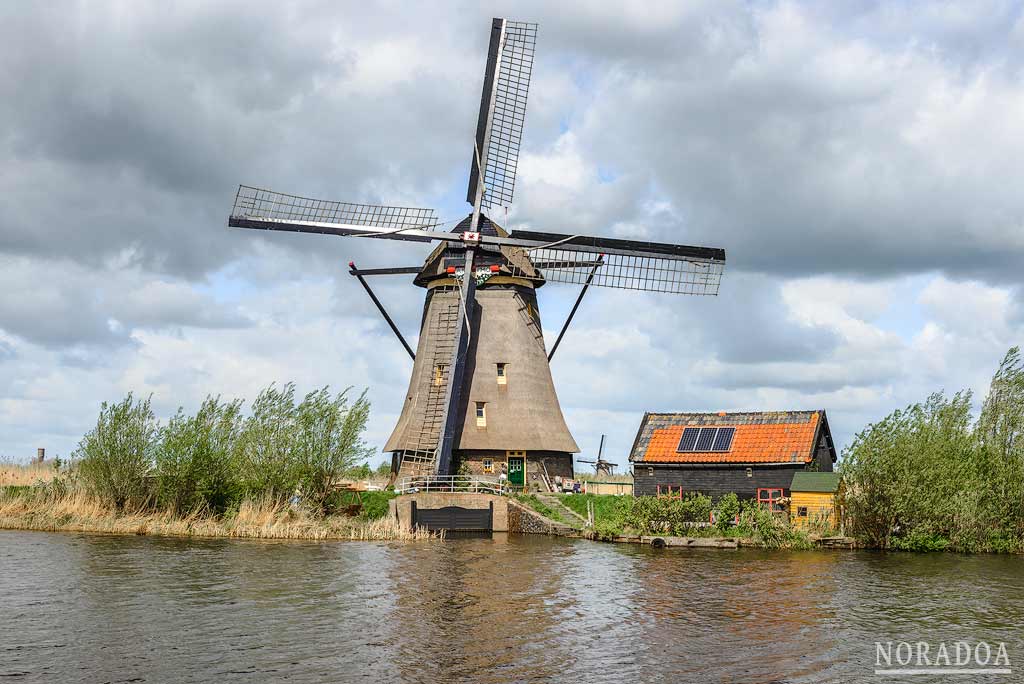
[506,451,526,488]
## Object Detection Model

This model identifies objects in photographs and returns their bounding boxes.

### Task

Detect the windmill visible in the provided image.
[228,18,726,486]
[577,435,618,477]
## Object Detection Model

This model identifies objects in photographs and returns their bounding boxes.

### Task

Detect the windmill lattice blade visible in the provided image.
[507,247,724,296]
[467,19,537,211]
[230,185,439,236]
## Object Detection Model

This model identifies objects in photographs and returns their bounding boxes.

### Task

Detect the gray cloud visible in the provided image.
[2,1,1022,461]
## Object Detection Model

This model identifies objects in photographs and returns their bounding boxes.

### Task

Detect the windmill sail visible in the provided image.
[466,19,538,211]
[229,185,439,241]
[502,230,726,296]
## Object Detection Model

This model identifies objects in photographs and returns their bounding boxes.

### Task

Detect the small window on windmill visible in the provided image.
[482,458,494,474]
[475,402,487,427]
[433,364,447,387]
[496,363,507,385]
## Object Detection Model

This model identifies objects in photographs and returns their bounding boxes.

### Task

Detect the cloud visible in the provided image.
[1,1,1023,464]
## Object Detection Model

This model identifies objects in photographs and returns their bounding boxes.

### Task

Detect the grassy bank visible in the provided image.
[0,490,432,542]
[546,492,818,549]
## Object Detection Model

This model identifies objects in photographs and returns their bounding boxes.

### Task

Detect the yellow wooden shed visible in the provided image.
[789,472,841,531]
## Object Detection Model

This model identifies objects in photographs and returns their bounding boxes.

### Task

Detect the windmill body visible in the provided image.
[227,18,726,490]
[384,216,578,481]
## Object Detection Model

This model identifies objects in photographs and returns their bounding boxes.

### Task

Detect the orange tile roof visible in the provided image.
[631,411,823,464]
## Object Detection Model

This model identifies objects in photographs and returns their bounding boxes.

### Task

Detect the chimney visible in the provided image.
[37,448,45,463]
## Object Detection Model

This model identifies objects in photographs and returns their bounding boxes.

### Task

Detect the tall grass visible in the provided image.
[0,461,57,487]
[0,489,433,541]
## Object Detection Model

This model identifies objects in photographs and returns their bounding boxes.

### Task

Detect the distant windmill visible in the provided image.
[228,18,726,484]
[577,435,618,476]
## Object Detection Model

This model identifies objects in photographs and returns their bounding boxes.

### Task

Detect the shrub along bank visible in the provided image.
[554,492,814,549]
[0,383,422,541]
[73,383,372,514]
[841,347,1024,553]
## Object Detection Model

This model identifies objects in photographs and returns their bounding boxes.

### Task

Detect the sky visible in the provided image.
[2,0,1023,467]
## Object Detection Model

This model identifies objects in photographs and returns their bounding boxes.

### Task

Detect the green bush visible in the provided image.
[323,489,396,519]
[75,393,158,510]
[733,500,811,550]
[625,493,712,535]
[591,518,623,541]
[358,491,396,520]
[155,397,243,513]
[71,383,374,517]
[713,492,740,531]
[842,348,1024,553]
[294,387,372,510]
[235,383,302,502]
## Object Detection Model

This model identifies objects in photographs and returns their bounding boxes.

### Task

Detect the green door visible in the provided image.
[507,452,526,488]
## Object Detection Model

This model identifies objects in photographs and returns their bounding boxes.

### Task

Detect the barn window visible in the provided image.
[475,402,487,427]
[797,506,808,517]
[757,488,785,512]
[745,467,753,478]
[482,458,494,473]
[496,363,507,385]
[647,467,654,477]
[656,485,682,499]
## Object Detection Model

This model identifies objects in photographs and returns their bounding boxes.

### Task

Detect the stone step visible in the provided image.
[536,494,587,528]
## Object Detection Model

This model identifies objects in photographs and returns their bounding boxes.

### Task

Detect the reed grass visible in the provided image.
[0,490,435,542]
[0,461,56,487]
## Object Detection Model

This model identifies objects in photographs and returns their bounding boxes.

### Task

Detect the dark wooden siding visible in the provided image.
[633,463,807,498]
[814,443,834,472]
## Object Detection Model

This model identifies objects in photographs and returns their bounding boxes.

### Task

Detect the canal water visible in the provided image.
[1,531,1022,683]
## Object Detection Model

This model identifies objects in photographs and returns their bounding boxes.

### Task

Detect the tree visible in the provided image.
[155,396,243,513]
[76,393,158,510]
[235,383,302,502]
[976,347,1024,539]
[295,387,372,510]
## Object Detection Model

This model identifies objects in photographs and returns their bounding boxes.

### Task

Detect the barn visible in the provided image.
[628,410,837,503]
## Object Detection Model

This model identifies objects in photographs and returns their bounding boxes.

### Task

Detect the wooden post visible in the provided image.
[37,448,45,463]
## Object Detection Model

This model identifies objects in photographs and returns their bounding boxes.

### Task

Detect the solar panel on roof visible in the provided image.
[695,427,717,451]
[712,427,735,452]
[676,427,699,452]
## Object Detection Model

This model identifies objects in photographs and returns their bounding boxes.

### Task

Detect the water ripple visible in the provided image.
[1,531,1022,683]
